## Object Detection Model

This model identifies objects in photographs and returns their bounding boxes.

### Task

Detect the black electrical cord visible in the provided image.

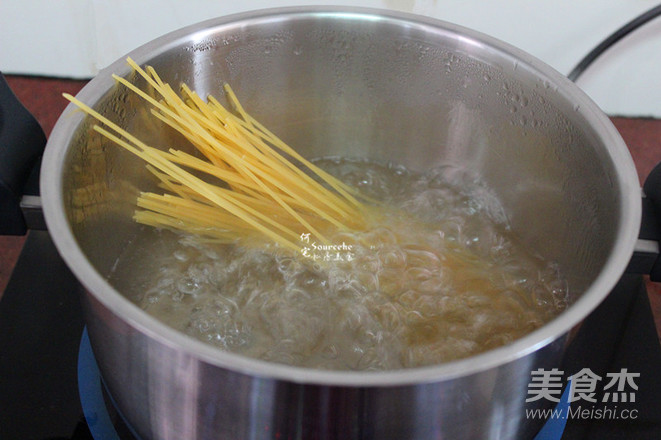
[567,3,661,82]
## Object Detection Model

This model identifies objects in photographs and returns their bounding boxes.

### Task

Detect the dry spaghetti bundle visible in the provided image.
[64,58,368,252]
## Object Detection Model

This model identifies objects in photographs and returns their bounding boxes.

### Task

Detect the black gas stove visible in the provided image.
[1,230,660,440]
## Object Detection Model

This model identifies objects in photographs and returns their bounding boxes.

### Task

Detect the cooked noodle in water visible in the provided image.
[69,60,569,370]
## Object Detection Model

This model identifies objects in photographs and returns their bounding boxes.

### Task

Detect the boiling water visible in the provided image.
[109,160,568,370]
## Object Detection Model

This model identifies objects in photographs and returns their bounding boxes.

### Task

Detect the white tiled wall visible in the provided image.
[1,0,660,117]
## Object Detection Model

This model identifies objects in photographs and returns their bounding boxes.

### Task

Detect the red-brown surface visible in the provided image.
[611,117,661,185]
[1,75,660,342]
[0,76,86,294]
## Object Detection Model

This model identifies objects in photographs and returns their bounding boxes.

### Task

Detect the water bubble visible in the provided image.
[111,159,569,370]
[173,250,189,262]
[176,277,200,295]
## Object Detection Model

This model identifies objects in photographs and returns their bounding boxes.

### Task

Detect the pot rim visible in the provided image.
[41,6,642,387]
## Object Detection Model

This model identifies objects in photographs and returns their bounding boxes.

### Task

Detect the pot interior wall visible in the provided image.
[62,11,621,307]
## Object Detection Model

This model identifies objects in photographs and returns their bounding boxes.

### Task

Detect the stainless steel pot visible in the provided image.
[39,6,642,440]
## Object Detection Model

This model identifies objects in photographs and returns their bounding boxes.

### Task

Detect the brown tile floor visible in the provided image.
[1,75,661,342]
